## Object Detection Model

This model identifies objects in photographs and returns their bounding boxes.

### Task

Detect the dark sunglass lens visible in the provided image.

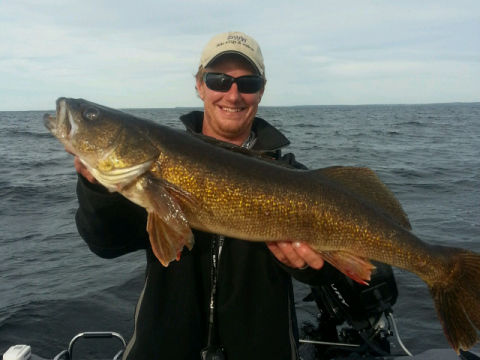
[204,73,263,93]
[205,73,233,92]
[236,76,263,93]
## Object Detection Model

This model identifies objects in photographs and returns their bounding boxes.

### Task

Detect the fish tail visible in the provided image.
[428,249,480,353]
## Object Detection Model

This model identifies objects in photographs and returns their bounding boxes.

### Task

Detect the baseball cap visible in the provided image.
[200,31,265,77]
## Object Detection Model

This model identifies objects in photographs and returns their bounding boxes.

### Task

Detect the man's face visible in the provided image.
[196,56,264,145]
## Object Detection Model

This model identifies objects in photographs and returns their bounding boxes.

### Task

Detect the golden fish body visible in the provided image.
[44,97,480,353]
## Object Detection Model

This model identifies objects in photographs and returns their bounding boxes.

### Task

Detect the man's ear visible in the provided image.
[196,79,205,101]
[258,84,265,102]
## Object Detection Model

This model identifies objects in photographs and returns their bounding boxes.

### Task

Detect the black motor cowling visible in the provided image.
[303,261,398,357]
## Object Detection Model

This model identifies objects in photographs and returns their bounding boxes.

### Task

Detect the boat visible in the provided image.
[2,332,126,360]
[3,263,480,360]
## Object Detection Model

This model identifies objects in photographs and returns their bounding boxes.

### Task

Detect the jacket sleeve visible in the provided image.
[75,174,149,258]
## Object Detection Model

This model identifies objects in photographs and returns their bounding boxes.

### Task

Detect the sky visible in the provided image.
[1,0,479,111]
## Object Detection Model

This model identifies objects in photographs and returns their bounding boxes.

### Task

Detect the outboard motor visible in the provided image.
[302,261,399,358]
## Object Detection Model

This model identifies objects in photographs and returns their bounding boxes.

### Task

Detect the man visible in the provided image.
[74,31,339,360]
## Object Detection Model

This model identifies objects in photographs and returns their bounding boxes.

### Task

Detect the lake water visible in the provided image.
[1,102,479,358]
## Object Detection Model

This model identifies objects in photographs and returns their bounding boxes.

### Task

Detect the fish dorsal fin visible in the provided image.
[314,166,412,230]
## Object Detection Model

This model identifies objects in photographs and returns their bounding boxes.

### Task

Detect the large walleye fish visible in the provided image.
[44,97,479,353]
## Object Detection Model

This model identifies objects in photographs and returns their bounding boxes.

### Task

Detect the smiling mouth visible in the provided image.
[220,106,245,113]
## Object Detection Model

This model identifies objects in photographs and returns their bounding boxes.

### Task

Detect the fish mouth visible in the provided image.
[43,97,73,139]
[42,113,57,131]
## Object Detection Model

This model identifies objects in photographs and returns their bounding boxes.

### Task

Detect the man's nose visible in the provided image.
[225,82,241,101]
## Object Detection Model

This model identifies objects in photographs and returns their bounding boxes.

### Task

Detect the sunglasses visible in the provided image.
[203,72,264,94]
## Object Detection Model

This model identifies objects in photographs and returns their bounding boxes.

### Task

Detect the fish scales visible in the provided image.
[155,139,429,273]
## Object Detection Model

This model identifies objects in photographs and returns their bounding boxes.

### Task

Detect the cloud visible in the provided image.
[0,0,479,110]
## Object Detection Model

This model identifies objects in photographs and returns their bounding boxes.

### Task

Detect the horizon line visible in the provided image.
[1,101,479,112]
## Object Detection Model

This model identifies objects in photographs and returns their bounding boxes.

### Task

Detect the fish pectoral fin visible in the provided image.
[140,175,195,266]
[147,211,194,266]
[162,179,201,210]
[150,160,201,209]
[313,166,411,230]
[319,250,376,285]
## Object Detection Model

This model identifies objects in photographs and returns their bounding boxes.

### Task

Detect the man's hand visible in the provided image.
[266,241,324,270]
[73,156,98,184]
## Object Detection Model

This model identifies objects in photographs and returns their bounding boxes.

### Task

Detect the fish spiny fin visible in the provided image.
[139,174,195,266]
[313,166,411,230]
[319,250,376,285]
[428,249,480,353]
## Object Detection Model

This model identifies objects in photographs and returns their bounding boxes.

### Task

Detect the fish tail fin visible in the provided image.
[428,249,480,353]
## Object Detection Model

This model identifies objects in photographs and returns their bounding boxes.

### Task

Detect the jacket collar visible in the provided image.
[179,111,291,152]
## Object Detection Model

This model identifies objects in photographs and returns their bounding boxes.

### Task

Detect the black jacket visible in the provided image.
[75,111,340,360]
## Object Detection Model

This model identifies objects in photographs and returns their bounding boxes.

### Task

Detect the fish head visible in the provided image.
[44,97,127,162]
[44,97,159,189]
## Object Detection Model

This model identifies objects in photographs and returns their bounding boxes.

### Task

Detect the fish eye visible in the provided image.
[83,107,101,121]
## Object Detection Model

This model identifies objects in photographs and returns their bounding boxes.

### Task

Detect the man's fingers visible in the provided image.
[292,242,324,269]
[73,156,83,173]
[267,242,303,268]
[266,242,296,268]
[267,241,325,270]
[73,156,98,184]
[279,242,307,268]
[275,242,307,268]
